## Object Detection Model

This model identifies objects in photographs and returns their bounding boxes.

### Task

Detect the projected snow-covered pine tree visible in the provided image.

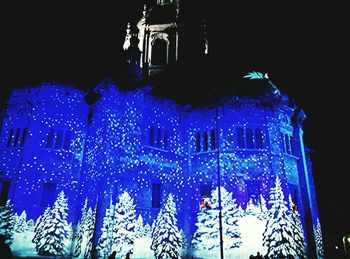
[135,214,145,238]
[14,210,27,233]
[288,194,306,258]
[314,218,325,259]
[72,198,88,258]
[32,206,50,253]
[112,191,136,258]
[0,199,15,245]
[97,198,115,258]
[191,186,242,254]
[83,201,98,258]
[262,176,294,257]
[151,193,182,259]
[36,191,69,256]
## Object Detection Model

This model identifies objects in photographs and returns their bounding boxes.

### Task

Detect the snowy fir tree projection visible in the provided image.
[151,193,183,259]
[314,218,325,259]
[191,186,242,256]
[262,176,295,258]
[33,191,70,256]
[0,199,15,245]
[0,16,322,256]
[96,198,115,258]
[288,194,306,258]
[112,191,137,258]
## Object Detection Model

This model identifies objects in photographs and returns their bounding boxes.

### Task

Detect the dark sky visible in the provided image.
[0,1,347,254]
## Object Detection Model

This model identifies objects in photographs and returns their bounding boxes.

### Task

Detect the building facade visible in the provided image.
[0,1,323,258]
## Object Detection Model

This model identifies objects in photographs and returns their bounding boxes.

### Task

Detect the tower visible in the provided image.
[123,0,209,78]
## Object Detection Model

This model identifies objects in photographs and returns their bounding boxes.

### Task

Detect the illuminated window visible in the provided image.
[20,127,28,147]
[254,129,263,149]
[289,136,293,155]
[284,134,292,155]
[40,183,56,207]
[163,130,168,149]
[156,127,162,148]
[246,180,261,206]
[203,131,208,151]
[13,128,20,147]
[210,129,216,150]
[195,132,201,152]
[237,127,245,149]
[200,184,211,198]
[54,130,63,149]
[0,180,11,206]
[63,131,71,150]
[46,128,55,148]
[6,128,14,147]
[152,183,161,208]
[152,38,167,65]
[149,126,155,146]
[246,128,254,149]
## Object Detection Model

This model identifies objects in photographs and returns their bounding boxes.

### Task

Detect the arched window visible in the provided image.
[149,127,154,146]
[54,130,63,149]
[156,127,162,148]
[20,128,28,147]
[196,132,201,152]
[152,38,167,65]
[63,131,71,150]
[46,128,55,148]
[163,130,168,149]
[203,131,208,151]
[284,134,291,154]
[13,128,20,147]
[246,128,254,149]
[254,129,263,149]
[7,128,14,147]
[210,129,216,150]
[237,127,245,149]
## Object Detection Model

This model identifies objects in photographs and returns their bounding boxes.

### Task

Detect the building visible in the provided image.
[0,1,323,258]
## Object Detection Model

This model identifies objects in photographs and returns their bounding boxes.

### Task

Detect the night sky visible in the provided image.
[0,1,347,256]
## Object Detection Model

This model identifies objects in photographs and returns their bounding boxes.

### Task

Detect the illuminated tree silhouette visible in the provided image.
[262,176,294,257]
[151,193,182,259]
[0,199,15,245]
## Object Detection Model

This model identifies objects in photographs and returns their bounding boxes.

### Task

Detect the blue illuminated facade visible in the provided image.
[0,1,324,258]
[0,79,322,257]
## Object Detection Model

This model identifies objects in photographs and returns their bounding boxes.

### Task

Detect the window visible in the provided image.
[254,129,263,149]
[288,184,299,212]
[149,127,155,146]
[195,132,201,152]
[284,134,293,155]
[7,128,14,147]
[63,131,71,150]
[40,183,56,207]
[20,128,28,147]
[237,127,245,149]
[210,130,216,150]
[238,127,264,150]
[46,128,55,148]
[163,130,168,149]
[54,130,63,149]
[152,38,167,65]
[13,128,20,147]
[200,184,211,198]
[246,128,254,149]
[0,181,11,206]
[289,136,293,155]
[246,180,261,206]
[203,132,208,151]
[156,127,162,148]
[152,183,161,208]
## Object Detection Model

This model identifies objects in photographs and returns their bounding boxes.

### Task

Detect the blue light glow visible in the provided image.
[0,80,323,258]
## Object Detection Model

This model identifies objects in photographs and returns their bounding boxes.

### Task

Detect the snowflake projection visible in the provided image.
[0,75,320,258]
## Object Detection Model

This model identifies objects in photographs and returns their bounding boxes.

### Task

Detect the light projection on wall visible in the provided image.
[0,81,323,258]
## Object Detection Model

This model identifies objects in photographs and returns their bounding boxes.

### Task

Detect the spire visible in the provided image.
[123,22,132,51]
[201,18,209,55]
